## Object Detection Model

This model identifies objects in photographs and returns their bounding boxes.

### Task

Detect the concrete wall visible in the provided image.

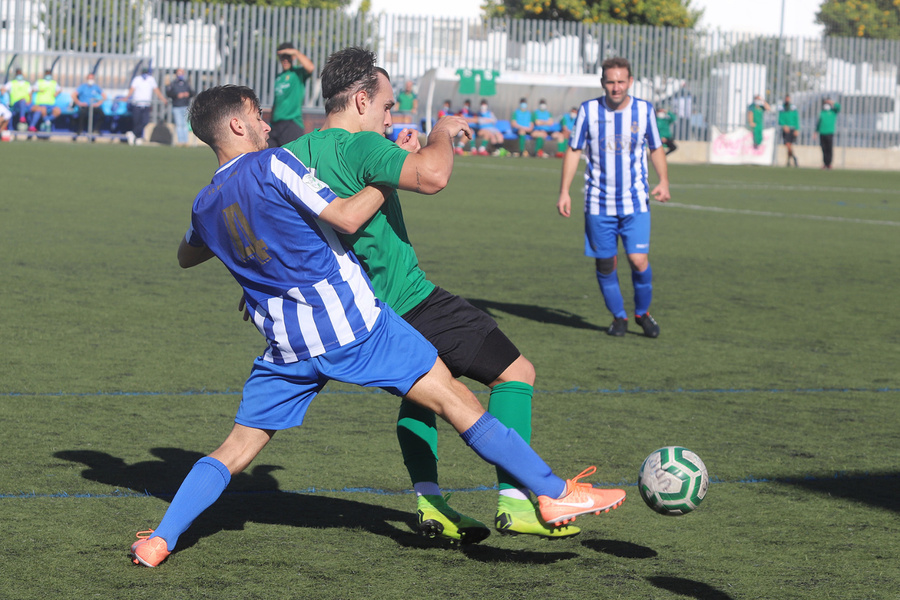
[667,141,900,171]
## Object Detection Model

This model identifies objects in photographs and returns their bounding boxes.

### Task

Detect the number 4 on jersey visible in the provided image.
[222,203,271,265]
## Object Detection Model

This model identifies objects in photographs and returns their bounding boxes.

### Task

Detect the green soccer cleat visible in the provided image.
[495,496,581,538]
[416,493,491,545]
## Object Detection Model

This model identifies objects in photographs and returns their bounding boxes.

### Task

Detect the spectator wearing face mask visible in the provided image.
[2,68,33,130]
[511,98,536,157]
[746,94,770,149]
[530,99,554,158]
[28,69,62,132]
[814,97,840,170]
[473,100,504,156]
[655,106,677,155]
[552,107,578,158]
[73,72,107,137]
[125,67,168,145]
[166,68,195,146]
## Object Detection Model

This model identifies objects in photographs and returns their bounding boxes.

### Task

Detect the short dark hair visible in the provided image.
[277,42,294,61]
[320,47,389,114]
[188,85,260,150]
[601,57,632,79]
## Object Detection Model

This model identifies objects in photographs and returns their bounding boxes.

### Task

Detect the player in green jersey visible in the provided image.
[778,95,800,167]
[284,47,580,543]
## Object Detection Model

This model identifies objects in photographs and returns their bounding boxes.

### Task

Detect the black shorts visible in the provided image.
[782,129,797,144]
[402,287,521,385]
[267,119,304,148]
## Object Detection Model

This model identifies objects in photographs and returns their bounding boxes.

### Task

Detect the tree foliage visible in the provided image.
[483,0,702,28]
[816,0,900,39]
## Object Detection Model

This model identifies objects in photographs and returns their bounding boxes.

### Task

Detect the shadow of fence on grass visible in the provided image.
[465,298,602,332]
[54,448,584,563]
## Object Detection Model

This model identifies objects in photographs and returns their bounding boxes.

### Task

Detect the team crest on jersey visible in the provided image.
[631,121,640,134]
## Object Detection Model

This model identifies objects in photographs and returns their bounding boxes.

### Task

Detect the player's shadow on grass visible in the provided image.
[582,538,657,559]
[647,576,735,600]
[778,471,900,513]
[466,298,603,332]
[55,448,582,563]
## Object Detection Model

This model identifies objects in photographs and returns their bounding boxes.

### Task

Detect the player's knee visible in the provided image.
[596,257,616,275]
[496,355,535,386]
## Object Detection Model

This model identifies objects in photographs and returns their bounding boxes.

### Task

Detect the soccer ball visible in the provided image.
[638,446,709,516]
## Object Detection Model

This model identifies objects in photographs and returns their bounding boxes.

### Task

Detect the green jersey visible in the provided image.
[397,91,416,113]
[778,104,800,130]
[284,129,435,316]
[747,103,765,133]
[817,103,840,135]
[272,66,311,129]
[655,110,676,139]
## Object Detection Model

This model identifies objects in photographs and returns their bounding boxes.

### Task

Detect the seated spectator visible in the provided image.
[511,98,535,157]
[2,68,32,130]
[395,80,417,124]
[73,72,107,136]
[437,99,453,119]
[552,106,578,157]
[531,98,554,158]
[473,100,503,156]
[0,101,10,140]
[29,69,62,132]
[454,99,478,154]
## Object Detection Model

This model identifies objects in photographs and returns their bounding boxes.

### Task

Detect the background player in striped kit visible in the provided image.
[556,56,671,338]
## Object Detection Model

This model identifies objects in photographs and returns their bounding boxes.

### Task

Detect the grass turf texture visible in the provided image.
[1,143,898,599]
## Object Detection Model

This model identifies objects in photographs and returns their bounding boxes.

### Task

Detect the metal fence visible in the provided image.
[3,0,899,147]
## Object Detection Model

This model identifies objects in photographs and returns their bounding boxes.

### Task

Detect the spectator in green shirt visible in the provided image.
[655,106,677,155]
[395,80,417,124]
[815,97,840,170]
[268,42,314,148]
[746,94,770,149]
[778,94,800,167]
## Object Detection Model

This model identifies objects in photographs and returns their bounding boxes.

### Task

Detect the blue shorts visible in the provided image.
[235,308,438,430]
[584,211,651,258]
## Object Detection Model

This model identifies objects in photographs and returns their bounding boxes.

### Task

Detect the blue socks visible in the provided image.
[597,270,626,319]
[632,265,653,316]
[460,413,566,498]
[152,456,232,550]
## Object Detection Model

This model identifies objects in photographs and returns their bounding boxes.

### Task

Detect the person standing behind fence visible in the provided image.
[778,95,799,167]
[746,94,770,149]
[125,68,167,145]
[655,106,677,155]
[267,42,314,148]
[3,69,32,130]
[73,73,106,137]
[166,68,195,146]
[815,97,840,170]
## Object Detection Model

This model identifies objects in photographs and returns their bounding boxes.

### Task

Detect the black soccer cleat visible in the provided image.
[606,317,628,337]
[634,313,660,338]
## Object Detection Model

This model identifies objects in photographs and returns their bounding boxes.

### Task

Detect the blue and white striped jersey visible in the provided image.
[186,148,382,364]
[569,96,662,216]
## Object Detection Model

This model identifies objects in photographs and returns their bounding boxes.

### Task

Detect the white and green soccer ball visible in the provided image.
[638,446,709,516]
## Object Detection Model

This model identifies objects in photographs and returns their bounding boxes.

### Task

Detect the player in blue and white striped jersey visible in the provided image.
[130,85,626,568]
[557,57,671,339]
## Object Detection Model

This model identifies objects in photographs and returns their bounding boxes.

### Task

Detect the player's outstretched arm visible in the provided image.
[177,238,215,269]
[648,147,670,203]
[397,115,471,195]
[318,185,392,234]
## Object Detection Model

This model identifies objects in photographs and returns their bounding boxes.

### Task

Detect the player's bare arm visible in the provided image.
[557,147,582,217]
[177,239,216,269]
[318,185,392,234]
[648,147,671,203]
[398,115,471,195]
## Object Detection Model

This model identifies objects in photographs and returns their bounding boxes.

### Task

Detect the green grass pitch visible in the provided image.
[1,143,898,599]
